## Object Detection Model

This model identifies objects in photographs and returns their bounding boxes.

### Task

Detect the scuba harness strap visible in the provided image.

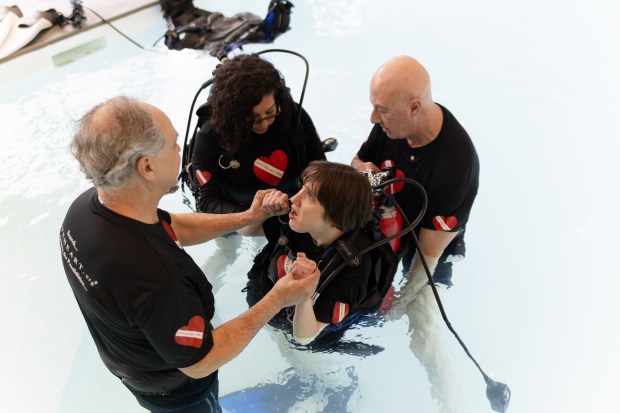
[178,102,211,197]
[311,221,401,312]
[306,174,429,313]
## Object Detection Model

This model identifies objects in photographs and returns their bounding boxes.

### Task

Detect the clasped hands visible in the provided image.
[272,253,320,307]
[260,189,290,217]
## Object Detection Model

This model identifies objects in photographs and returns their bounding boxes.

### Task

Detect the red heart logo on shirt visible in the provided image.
[432,216,458,231]
[379,207,403,252]
[386,169,405,194]
[253,150,288,186]
[161,221,183,250]
[175,315,205,348]
[195,169,212,186]
[277,254,287,279]
[332,301,350,324]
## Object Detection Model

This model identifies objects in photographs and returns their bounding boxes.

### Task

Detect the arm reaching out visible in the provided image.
[180,265,320,379]
[170,189,275,244]
[237,190,291,236]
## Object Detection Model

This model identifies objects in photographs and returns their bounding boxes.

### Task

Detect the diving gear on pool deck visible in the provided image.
[0,6,23,49]
[0,8,63,60]
[160,0,293,56]
[0,1,87,61]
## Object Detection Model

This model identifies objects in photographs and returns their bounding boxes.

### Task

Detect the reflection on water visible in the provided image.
[407,285,461,413]
[212,235,467,413]
[220,365,359,413]
[201,235,244,295]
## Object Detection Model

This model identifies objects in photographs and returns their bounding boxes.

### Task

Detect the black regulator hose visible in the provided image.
[381,190,511,413]
[256,49,309,134]
[313,177,424,303]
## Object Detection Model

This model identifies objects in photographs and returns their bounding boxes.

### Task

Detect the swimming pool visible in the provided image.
[2,0,620,412]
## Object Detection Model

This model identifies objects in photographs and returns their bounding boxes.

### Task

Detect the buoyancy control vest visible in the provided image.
[178,101,313,202]
[159,0,293,56]
[247,216,400,329]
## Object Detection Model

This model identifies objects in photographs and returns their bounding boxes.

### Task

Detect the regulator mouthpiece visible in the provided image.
[486,378,511,413]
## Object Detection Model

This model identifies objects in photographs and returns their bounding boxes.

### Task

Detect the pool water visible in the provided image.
[1,0,620,412]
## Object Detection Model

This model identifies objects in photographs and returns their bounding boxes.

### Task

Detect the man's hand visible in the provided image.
[171,189,277,243]
[236,189,281,236]
[261,190,290,217]
[245,189,278,222]
[351,154,380,173]
[271,266,320,308]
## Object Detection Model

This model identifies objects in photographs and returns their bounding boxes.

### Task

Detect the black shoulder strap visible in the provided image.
[288,105,308,173]
[179,103,212,194]
[313,229,361,300]
[312,224,399,310]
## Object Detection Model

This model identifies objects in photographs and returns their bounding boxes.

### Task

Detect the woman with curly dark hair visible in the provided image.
[189,54,326,219]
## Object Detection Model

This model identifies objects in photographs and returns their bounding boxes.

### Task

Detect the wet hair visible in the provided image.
[301,161,373,232]
[70,96,166,188]
[208,54,294,155]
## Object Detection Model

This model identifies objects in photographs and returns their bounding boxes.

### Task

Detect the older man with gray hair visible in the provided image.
[60,96,319,412]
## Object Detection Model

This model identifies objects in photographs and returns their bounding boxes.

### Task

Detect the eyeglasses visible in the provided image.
[252,106,281,125]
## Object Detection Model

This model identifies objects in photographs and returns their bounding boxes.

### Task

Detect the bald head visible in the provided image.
[369,56,443,144]
[371,55,432,105]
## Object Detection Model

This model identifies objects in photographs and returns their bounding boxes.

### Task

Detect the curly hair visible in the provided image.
[208,54,294,155]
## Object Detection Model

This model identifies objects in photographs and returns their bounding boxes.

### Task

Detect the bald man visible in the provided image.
[60,96,319,412]
[352,56,479,299]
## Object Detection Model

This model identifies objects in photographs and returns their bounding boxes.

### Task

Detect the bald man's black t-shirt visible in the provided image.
[358,103,479,235]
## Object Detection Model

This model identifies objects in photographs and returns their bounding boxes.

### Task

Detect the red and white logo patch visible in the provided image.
[175,315,205,348]
[195,169,212,186]
[253,150,288,186]
[162,220,183,249]
[380,160,405,194]
[379,206,403,252]
[432,215,458,231]
[276,254,294,279]
[332,301,349,324]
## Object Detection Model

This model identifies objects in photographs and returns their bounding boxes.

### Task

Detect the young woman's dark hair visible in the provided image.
[208,54,294,155]
[301,161,373,233]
